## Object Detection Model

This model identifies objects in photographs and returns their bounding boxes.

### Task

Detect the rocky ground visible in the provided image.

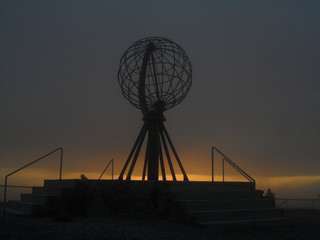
[1,209,320,240]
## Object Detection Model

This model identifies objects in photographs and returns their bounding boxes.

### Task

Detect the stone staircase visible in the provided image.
[168,181,289,228]
[3,180,289,228]
[2,179,120,216]
[3,181,66,216]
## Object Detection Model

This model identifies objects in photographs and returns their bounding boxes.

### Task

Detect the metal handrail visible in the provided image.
[3,147,63,215]
[276,198,320,209]
[211,146,255,183]
[0,185,33,189]
[211,146,256,225]
[222,158,252,182]
[276,199,288,209]
[98,159,114,180]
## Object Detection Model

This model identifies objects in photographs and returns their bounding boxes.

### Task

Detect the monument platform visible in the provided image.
[3,179,289,228]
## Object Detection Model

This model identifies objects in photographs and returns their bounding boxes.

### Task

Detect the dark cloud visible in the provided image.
[1,0,319,189]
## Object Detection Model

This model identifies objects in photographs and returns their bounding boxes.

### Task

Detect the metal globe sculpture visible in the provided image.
[118,37,192,181]
[118,37,192,114]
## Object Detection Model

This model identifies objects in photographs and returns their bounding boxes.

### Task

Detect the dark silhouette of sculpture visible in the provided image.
[118,37,192,181]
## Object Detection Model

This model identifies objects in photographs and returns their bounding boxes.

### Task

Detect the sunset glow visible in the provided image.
[2,165,319,201]
[1,1,319,206]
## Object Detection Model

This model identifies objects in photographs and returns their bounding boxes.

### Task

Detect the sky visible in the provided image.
[1,0,320,199]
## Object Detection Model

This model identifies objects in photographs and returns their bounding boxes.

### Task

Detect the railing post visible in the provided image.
[98,159,114,180]
[222,158,225,182]
[3,176,8,216]
[211,147,214,182]
[59,148,63,180]
[313,200,315,209]
[112,159,114,180]
[210,146,255,184]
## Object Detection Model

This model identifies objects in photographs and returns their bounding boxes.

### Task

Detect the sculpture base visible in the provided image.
[118,113,188,181]
[3,179,289,228]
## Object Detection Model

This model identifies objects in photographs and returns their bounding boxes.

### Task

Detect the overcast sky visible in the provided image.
[1,0,319,197]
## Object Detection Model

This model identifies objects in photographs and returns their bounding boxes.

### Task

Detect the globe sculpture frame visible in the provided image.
[118,37,192,181]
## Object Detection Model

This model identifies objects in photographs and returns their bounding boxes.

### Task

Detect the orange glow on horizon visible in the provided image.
[3,167,320,186]
[2,165,320,200]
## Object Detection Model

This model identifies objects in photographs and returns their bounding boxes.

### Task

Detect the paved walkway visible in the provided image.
[1,209,320,240]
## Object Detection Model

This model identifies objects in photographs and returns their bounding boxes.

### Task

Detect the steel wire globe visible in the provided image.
[118,37,192,114]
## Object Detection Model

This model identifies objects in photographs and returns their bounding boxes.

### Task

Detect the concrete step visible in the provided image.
[32,186,62,195]
[20,193,58,205]
[173,190,263,200]
[1,206,29,216]
[43,180,255,191]
[168,181,255,191]
[199,217,290,229]
[190,208,284,221]
[178,199,273,211]
[7,200,41,214]
[43,179,80,188]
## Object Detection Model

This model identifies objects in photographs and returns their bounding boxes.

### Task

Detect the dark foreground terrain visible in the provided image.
[1,209,320,240]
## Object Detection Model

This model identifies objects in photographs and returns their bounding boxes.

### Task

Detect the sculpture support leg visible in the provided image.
[126,124,148,180]
[142,133,150,181]
[160,127,177,181]
[156,123,166,181]
[118,116,188,181]
[118,123,147,180]
[147,121,159,180]
[162,123,189,181]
